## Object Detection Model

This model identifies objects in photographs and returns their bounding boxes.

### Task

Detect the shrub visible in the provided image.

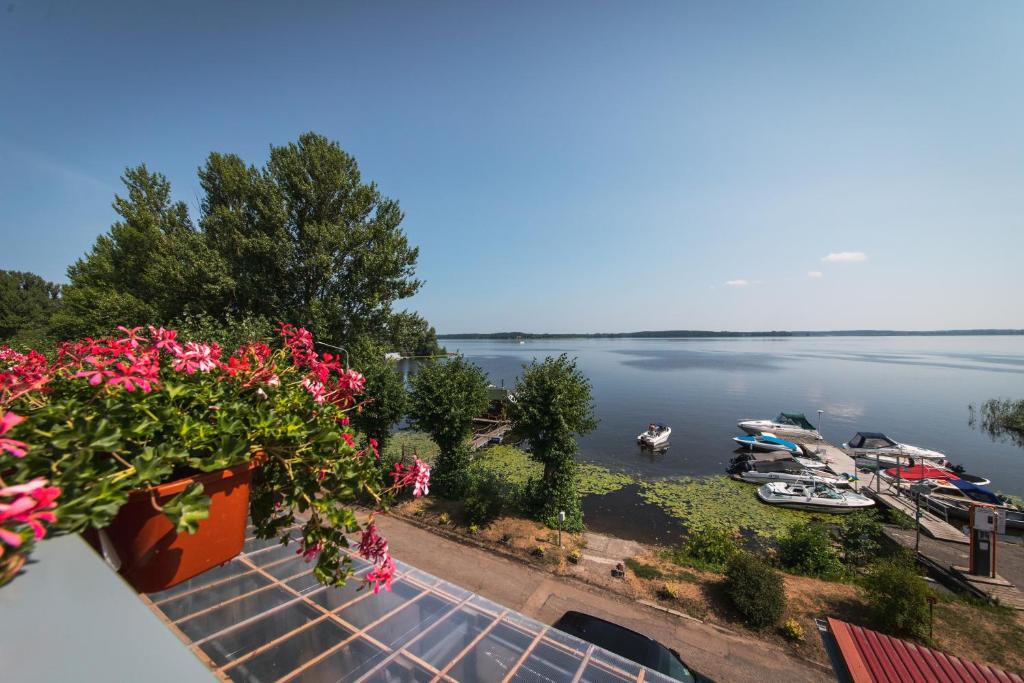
[778,523,844,579]
[531,545,546,558]
[438,512,451,526]
[658,583,680,601]
[781,618,805,642]
[863,555,931,639]
[672,527,739,571]
[838,511,883,566]
[568,549,581,564]
[463,471,507,527]
[725,552,786,629]
[468,523,479,535]
[625,557,663,580]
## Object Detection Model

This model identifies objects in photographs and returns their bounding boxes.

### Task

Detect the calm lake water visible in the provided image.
[434,336,1024,497]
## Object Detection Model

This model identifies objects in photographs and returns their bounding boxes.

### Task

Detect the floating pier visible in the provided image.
[470,418,512,450]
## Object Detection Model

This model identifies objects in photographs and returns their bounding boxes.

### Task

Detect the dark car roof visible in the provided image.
[552,611,698,681]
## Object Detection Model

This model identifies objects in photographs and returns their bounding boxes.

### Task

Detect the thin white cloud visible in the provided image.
[807,271,824,278]
[725,279,749,287]
[821,251,867,263]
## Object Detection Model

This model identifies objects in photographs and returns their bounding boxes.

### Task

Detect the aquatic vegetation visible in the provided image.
[472,445,541,484]
[578,463,635,496]
[637,476,828,539]
[384,430,440,465]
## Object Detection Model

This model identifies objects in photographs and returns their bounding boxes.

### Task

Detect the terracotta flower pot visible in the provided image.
[91,460,257,593]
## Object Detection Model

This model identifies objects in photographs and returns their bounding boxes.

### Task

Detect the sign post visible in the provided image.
[558,511,565,548]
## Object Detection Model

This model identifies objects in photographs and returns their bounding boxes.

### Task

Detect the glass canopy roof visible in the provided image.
[145,527,682,682]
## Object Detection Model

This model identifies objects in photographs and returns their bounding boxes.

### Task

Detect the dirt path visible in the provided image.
[376,513,833,683]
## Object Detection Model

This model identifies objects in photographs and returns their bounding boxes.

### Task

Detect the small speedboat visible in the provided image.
[915,479,1024,531]
[733,433,800,454]
[729,460,847,487]
[731,451,827,470]
[638,423,671,447]
[737,413,821,440]
[843,432,947,469]
[757,482,874,513]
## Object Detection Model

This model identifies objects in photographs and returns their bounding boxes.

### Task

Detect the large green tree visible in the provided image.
[385,310,441,356]
[199,132,421,345]
[52,165,233,338]
[408,356,489,497]
[0,270,61,345]
[510,354,597,530]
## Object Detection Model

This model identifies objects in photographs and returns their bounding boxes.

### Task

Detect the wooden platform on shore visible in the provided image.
[866,487,969,543]
[470,420,512,450]
[793,438,858,481]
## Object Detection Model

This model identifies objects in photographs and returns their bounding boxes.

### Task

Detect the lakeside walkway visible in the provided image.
[376,514,832,683]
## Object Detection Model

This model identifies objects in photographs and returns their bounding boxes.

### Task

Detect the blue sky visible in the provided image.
[2,1,1022,333]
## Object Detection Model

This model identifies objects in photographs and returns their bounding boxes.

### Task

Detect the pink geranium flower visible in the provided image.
[0,477,60,543]
[365,554,395,594]
[171,342,221,374]
[0,411,29,458]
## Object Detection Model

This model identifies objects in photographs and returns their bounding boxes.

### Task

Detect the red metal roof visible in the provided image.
[827,617,1023,683]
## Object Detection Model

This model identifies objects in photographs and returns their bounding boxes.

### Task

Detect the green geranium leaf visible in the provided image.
[163,483,211,534]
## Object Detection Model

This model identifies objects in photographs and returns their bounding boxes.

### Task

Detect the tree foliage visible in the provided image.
[510,354,597,530]
[198,133,421,345]
[408,356,489,496]
[385,310,441,356]
[725,552,786,629]
[43,134,427,353]
[0,270,61,346]
[52,165,233,338]
[349,339,409,454]
[863,554,931,639]
[777,522,844,579]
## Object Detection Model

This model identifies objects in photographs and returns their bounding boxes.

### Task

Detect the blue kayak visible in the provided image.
[733,434,800,454]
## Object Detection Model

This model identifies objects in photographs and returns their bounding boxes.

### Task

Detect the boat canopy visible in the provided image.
[778,413,817,430]
[884,465,954,481]
[948,478,1002,505]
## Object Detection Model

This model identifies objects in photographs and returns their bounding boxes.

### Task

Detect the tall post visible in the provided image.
[558,511,565,548]
[915,490,922,553]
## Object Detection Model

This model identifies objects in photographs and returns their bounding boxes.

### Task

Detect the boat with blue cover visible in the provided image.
[733,433,800,454]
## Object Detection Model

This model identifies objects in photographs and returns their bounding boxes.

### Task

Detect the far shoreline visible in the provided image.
[440,329,1024,340]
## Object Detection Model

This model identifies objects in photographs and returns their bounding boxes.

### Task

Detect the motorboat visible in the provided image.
[914,479,1024,531]
[757,482,874,514]
[731,451,828,470]
[733,433,800,454]
[728,460,847,487]
[737,413,821,440]
[638,423,671,448]
[878,464,991,488]
[842,432,947,469]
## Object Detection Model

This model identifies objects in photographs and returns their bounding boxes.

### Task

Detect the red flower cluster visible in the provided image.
[0,412,28,458]
[390,457,431,498]
[0,349,50,404]
[358,522,395,593]
[0,478,60,549]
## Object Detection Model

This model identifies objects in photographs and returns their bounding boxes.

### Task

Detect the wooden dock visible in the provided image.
[470,419,512,450]
[793,437,858,481]
[865,487,969,543]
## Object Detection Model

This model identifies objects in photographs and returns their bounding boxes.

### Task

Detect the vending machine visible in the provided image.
[968,503,1006,578]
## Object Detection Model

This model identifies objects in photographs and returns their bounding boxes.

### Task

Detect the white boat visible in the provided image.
[732,451,827,470]
[737,413,821,440]
[638,423,671,447]
[733,433,801,454]
[842,432,947,469]
[757,482,874,513]
[729,460,847,487]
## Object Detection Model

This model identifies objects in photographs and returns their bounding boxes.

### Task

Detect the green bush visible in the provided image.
[778,523,844,579]
[838,511,883,566]
[672,527,739,571]
[463,471,507,527]
[863,554,931,639]
[725,552,786,629]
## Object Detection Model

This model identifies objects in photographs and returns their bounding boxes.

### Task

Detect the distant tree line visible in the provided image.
[0,132,441,358]
[440,329,1024,340]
